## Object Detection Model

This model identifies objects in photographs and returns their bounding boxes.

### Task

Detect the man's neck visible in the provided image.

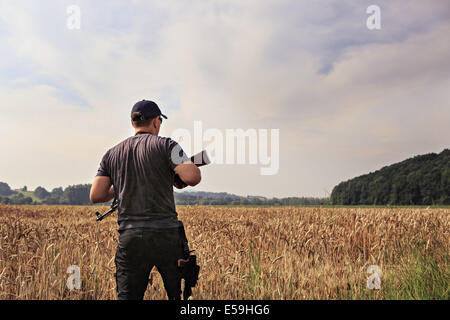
[135,130,156,136]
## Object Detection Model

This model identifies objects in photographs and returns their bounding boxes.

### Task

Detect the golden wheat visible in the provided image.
[0,205,448,299]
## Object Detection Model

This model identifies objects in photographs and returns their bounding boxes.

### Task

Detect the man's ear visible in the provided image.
[151,117,158,129]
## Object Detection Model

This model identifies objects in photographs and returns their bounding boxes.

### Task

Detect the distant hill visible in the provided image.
[174,191,329,206]
[330,149,450,205]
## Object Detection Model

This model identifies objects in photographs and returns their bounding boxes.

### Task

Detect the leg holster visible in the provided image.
[177,225,200,300]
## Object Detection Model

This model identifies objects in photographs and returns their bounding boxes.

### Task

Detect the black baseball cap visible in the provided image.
[131,100,168,120]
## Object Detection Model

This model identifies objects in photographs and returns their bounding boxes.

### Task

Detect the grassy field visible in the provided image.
[0,205,448,300]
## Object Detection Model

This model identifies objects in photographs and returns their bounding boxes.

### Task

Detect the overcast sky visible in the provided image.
[1,0,449,198]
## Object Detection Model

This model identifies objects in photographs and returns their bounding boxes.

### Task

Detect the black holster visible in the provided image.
[177,225,200,300]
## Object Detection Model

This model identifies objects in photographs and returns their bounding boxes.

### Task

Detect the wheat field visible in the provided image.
[0,205,448,300]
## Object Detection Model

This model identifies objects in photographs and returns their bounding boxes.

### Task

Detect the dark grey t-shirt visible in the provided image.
[96,133,189,230]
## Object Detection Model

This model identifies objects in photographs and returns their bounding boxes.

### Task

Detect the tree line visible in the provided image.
[0,183,95,205]
[330,149,450,205]
[174,191,329,206]
[0,182,330,206]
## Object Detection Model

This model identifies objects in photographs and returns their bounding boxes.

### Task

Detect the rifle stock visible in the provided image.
[190,150,211,167]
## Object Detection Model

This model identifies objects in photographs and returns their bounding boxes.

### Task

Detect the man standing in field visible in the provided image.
[89,100,201,300]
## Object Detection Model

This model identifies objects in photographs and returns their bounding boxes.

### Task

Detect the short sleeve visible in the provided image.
[166,138,190,171]
[96,151,111,177]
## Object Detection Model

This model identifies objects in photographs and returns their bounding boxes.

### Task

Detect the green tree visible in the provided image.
[43,195,64,205]
[34,186,51,199]
[0,182,16,196]
[330,149,450,205]
[63,184,92,205]
[51,187,64,197]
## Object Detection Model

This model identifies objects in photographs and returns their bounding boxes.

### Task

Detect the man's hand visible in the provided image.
[174,174,188,189]
[173,162,201,187]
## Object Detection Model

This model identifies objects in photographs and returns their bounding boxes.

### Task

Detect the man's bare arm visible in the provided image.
[90,176,114,203]
[174,162,201,187]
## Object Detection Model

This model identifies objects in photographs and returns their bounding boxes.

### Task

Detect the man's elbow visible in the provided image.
[90,194,99,204]
[90,190,103,203]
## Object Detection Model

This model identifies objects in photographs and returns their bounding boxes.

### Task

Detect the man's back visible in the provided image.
[90,99,201,300]
[97,132,187,230]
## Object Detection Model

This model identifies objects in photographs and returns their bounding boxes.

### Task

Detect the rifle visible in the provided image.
[95,198,119,221]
